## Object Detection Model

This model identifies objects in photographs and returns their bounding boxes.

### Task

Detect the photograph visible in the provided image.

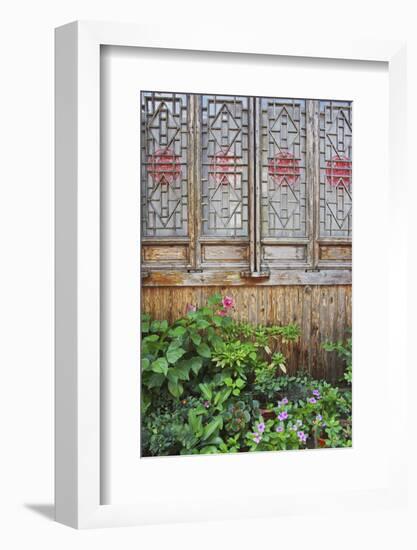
[140,91,352,456]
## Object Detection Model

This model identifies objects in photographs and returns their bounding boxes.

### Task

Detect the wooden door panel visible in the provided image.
[258,97,311,271]
[197,95,253,271]
[140,92,352,282]
[318,100,352,239]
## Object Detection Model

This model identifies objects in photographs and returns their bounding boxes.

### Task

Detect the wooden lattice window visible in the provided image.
[141,91,352,285]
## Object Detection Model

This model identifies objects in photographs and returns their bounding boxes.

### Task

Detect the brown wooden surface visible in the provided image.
[142,284,351,382]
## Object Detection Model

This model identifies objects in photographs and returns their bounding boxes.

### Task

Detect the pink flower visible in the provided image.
[222,296,234,309]
[186,303,196,313]
[216,309,227,317]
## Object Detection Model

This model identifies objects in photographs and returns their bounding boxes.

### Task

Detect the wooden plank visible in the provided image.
[306,100,316,267]
[249,97,256,273]
[262,244,306,261]
[187,94,196,269]
[194,95,202,269]
[142,269,352,287]
[254,97,262,272]
[312,100,321,269]
[142,245,188,262]
[301,285,313,373]
[202,244,249,262]
[319,244,352,261]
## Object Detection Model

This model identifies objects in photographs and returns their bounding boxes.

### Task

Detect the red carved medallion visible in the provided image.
[148,148,181,184]
[268,151,300,185]
[210,150,238,185]
[325,155,352,187]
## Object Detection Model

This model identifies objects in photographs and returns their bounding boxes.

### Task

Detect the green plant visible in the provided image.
[141,295,352,456]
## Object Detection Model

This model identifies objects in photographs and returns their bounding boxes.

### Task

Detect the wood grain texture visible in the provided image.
[142,284,351,382]
[319,245,352,260]
[142,269,351,287]
[142,245,188,262]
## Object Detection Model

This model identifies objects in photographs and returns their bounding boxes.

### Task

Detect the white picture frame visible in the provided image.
[55,20,408,529]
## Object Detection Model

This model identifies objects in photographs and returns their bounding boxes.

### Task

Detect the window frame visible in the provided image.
[141,91,352,286]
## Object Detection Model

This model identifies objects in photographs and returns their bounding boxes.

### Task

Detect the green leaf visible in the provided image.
[171,361,191,381]
[141,357,151,371]
[235,378,245,389]
[197,343,211,358]
[166,346,186,364]
[160,320,169,333]
[150,320,161,332]
[207,293,222,306]
[188,409,203,435]
[151,357,168,376]
[199,445,219,454]
[190,332,202,346]
[166,370,178,384]
[212,315,226,327]
[202,417,221,441]
[214,388,231,406]
[208,334,224,350]
[189,356,203,375]
[143,334,159,343]
[198,383,212,401]
[232,388,241,396]
[145,372,165,389]
[167,380,184,398]
[168,326,187,338]
[196,319,210,330]
[224,377,233,387]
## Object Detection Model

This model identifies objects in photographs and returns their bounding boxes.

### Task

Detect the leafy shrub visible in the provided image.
[141,294,352,456]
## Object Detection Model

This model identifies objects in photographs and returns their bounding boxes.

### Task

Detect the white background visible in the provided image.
[1,0,416,548]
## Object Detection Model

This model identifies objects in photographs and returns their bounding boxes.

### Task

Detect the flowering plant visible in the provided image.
[141,295,351,456]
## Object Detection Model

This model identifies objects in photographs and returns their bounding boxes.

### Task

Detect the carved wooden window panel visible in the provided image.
[141,91,352,282]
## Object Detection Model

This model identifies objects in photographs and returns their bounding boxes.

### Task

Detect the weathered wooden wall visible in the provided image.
[142,284,351,382]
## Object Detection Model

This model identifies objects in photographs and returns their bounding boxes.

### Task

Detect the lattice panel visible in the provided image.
[141,92,189,237]
[260,98,307,238]
[201,96,249,237]
[319,100,352,238]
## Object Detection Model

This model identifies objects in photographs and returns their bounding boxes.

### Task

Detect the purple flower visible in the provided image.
[257,422,265,433]
[278,411,288,421]
[281,397,289,405]
[276,423,284,433]
[308,397,317,404]
[297,430,308,443]
[312,389,320,397]
[204,400,210,408]
[290,424,298,431]
[253,432,261,444]
[316,414,323,422]
[296,419,303,427]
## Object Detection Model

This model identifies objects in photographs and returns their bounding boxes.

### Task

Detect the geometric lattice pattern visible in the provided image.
[201,95,249,237]
[141,92,189,236]
[319,100,352,237]
[260,98,307,238]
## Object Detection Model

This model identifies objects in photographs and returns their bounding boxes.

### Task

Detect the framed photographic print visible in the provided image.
[55,21,408,528]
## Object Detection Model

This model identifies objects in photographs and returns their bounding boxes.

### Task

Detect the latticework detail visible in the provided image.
[141,92,189,237]
[319,101,352,237]
[260,99,307,238]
